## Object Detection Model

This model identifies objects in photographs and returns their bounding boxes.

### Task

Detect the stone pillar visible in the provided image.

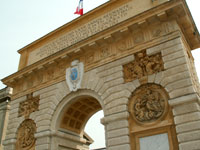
[0,101,8,150]
[0,87,11,150]
[147,36,200,149]
[169,94,200,150]
[101,112,130,150]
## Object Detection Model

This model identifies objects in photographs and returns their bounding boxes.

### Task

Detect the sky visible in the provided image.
[0,0,200,149]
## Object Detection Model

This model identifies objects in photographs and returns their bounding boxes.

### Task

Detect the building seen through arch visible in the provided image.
[1,0,200,149]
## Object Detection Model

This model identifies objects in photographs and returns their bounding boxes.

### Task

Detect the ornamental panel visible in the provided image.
[123,51,164,82]
[129,84,168,124]
[16,119,36,150]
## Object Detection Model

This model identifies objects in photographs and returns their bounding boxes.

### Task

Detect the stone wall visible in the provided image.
[3,36,200,150]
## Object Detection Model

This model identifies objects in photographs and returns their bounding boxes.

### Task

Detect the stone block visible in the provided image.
[39,101,56,110]
[35,114,52,122]
[104,90,131,105]
[105,97,129,110]
[97,55,134,73]
[35,144,50,150]
[9,96,26,105]
[179,140,200,150]
[94,79,104,93]
[165,78,193,92]
[86,70,97,89]
[132,79,140,88]
[161,43,183,56]
[164,56,187,69]
[35,136,50,145]
[148,74,156,83]
[34,84,58,96]
[106,120,129,131]
[103,71,123,83]
[178,130,200,143]
[90,76,100,90]
[3,144,16,150]
[161,71,191,87]
[163,50,185,62]
[125,82,137,93]
[4,134,16,141]
[107,135,130,146]
[173,102,200,116]
[101,84,125,100]
[37,126,50,133]
[169,86,195,99]
[98,66,123,78]
[36,120,51,127]
[108,144,130,150]
[40,90,58,100]
[176,121,200,133]
[174,112,200,125]
[154,72,164,84]
[107,128,129,138]
[163,64,188,78]
[105,105,127,116]
[103,112,129,124]
[147,38,181,56]
[98,83,109,96]
[9,108,18,115]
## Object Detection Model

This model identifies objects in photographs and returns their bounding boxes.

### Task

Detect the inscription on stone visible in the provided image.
[28,4,131,65]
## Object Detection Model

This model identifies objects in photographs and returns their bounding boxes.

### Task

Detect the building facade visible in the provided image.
[1,0,200,149]
[0,87,11,150]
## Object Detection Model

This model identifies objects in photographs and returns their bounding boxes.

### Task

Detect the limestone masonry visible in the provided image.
[1,0,200,149]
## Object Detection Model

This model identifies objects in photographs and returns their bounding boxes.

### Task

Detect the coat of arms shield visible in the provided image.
[66,60,84,91]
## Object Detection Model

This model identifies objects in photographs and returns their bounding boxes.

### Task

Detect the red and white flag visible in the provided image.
[74,0,83,16]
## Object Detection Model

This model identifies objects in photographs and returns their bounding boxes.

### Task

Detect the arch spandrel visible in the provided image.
[51,89,105,133]
[2,0,200,149]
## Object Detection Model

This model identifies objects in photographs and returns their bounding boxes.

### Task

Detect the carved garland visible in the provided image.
[129,84,168,124]
[123,51,164,82]
[16,119,36,150]
[18,93,40,118]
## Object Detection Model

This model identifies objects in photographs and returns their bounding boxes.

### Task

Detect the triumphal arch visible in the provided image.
[2,0,200,149]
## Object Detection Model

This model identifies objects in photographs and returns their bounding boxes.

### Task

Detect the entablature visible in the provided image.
[2,0,200,100]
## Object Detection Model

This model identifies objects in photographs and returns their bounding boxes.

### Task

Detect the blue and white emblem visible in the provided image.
[70,68,78,81]
[66,60,84,91]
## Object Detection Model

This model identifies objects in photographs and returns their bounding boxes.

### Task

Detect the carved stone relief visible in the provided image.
[16,119,36,150]
[129,84,168,123]
[18,93,40,118]
[11,21,176,99]
[123,51,164,82]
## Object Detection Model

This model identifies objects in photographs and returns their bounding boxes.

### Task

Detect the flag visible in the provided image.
[74,0,83,16]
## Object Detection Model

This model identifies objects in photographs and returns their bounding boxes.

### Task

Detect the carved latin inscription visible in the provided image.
[16,119,36,150]
[28,4,131,65]
[129,84,168,123]
[123,51,164,82]
[18,93,40,118]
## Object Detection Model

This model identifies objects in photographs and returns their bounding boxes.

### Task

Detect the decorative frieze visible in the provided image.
[123,51,164,82]
[129,84,168,123]
[16,119,36,150]
[10,21,176,99]
[27,3,132,65]
[18,93,40,118]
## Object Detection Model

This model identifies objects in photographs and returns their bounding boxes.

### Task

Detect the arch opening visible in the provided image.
[60,96,102,134]
[53,92,105,150]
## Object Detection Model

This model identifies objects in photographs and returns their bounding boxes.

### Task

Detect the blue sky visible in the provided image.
[0,0,200,149]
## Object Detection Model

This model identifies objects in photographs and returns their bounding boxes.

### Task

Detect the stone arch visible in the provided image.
[50,89,105,149]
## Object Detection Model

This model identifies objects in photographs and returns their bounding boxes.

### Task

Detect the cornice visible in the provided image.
[1,0,200,100]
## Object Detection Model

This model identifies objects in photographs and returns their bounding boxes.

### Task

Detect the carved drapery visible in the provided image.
[129,84,168,123]
[16,119,36,150]
[18,93,40,118]
[123,51,164,82]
